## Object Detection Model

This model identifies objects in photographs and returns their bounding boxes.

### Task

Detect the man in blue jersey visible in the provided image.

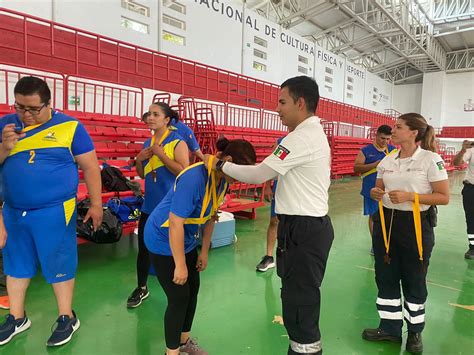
[354,125,395,254]
[0,77,103,347]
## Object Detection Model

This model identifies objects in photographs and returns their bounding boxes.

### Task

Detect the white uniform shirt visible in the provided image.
[376,147,448,211]
[463,148,474,184]
[263,116,331,217]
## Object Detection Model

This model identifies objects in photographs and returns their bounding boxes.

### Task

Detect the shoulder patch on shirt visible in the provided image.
[436,161,445,171]
[273,145,290,160]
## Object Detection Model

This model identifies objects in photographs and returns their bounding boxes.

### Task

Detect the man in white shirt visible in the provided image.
[207,76,333,355]
[454,140,474,259]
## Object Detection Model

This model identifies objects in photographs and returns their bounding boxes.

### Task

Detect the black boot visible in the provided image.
[464,248,474,259]
[362,328,402,343]
[406,332,423,353]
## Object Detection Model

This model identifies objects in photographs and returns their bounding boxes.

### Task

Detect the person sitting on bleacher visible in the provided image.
[0,76,103,347]
[354,125,396,255]
[144,139,256,355]
[127,103,189,308]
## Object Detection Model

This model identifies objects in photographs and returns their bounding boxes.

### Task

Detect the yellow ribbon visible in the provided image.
[161,157,227,227]
[378,192,423,262]
[148,128,171,172]
[412,193,423,261]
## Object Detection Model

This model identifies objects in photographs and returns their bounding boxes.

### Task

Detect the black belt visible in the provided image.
[382,207,429,218]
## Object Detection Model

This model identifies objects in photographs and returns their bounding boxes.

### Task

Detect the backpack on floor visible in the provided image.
[76,199,123,244]
[106,196,144,223]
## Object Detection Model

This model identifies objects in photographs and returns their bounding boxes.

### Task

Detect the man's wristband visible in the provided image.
[215,159,226,172]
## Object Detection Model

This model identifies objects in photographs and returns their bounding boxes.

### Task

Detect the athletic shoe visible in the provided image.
[362,328,402,343]
[256,255,275,272]
[180,338,208,355]
[46,311,80,346]
[464,249,474,259]
[0,314,31,345]
[127,286,149,308]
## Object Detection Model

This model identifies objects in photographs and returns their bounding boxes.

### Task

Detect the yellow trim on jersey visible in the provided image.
[143,139,180,177]
[143,129,173,177]
[361,148,398,178]
[8,121,78,157]
[21,109,53,133]
[63,197,76,226]
[161,158,228,227]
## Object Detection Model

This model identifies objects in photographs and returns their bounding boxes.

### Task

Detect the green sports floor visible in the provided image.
[1,171,472,355]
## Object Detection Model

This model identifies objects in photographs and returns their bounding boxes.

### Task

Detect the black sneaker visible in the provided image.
[46,311,80,347]
[256,256,275,272]
[127,286,149,308]
[0,314,31,345]
[406,332,423,353]
[464,249,474,259]
[362,328,402,343]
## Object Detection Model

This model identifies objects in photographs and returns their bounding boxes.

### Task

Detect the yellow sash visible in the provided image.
[144,129,172,178]
[161,156,228,227]
[378,192,423,262]
[361,147,397,178]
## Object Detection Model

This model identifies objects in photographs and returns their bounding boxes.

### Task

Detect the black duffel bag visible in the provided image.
[76,199,123,244]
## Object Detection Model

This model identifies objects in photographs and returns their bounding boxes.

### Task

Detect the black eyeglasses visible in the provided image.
[14,102,46,116]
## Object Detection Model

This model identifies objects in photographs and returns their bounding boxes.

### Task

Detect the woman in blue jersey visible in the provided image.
[145,139,256,355]
[127,103,189,308]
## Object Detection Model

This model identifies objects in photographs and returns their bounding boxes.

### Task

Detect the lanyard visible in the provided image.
[162,157,228,227]
[148,129,171,182]
[378,192,423,263]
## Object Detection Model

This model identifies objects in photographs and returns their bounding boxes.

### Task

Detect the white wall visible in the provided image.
[0,0,395,114]
[392,83,422,115]
[443,72,474,127]
[421,71,446,127]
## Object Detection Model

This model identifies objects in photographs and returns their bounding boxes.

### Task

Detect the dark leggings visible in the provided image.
[136,213,150,288]
[149,248,200,350]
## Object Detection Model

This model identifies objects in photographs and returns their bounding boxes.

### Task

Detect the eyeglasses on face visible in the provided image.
[14,102,46,115]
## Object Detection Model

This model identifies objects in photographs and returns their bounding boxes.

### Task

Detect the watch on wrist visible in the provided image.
[215,159,226,172]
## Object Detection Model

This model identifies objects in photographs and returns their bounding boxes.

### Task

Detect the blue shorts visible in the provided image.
[363,196,379,216]
[2,201,78,284]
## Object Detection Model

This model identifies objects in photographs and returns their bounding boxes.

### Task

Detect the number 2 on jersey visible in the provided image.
[28,150,35,164]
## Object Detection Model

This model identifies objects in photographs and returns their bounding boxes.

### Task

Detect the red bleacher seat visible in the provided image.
[116,127,136,137]
[96,126,118,136]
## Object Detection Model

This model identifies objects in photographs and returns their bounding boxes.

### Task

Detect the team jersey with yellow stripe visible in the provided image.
[144,163,227,256]
[0,111,94,209]
[141,130,183,214]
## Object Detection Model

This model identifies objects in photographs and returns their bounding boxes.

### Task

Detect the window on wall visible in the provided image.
[253,61,267,72]
[324,85,332,93]
[298,66,308,74]
[347,92,353,99]
[253,49,267,60]
[163,14,186,30]
[121,17,149,34]
[163,31,185,45]
[347,84,353,91]
[166,0,186,14]
[298,55,308,64]
[347,76,354,83]
[324,76,333,84]
[254,36,267,48]
[121,0,150,17]
[325,67,333,74]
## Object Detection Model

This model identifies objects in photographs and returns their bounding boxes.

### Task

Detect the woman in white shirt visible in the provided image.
[362,113,449,354]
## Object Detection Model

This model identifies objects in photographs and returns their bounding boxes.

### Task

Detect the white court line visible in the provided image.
[355,265,462,292]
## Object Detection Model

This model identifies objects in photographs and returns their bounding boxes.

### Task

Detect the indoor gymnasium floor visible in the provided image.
[1,171,472,355]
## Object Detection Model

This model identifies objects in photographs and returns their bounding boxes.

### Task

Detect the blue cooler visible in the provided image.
[199,211,236,248]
